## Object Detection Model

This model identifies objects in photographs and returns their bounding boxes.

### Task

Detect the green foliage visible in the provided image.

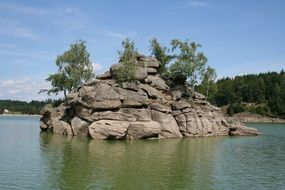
[0,99,62,115]
[149,38,172,77]
[41,40,94,99]
[198,66,217,99]
[197,71,285,118]
[249,104,271,116]
[115,38,139,83]
[169,39,207,85]
[227,102,246,116]
[149,38,208,86]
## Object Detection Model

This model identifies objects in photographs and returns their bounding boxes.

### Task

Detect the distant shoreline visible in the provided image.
[226,112,285,124]
[0,114,41,117]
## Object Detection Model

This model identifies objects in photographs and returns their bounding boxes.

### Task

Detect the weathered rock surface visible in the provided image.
[96,71,112,80]
[89,120,130,140]
[52,119,73,135]
[138,84,164,99]
[127,121,161,139]
[119,108,151,121]
[71,117,89,136]
[145,75,169,91]
[115,88,149,107]
[229,122,261,136]
[151,110,183,138]
[40,55,260,140]
[137,55,160,68]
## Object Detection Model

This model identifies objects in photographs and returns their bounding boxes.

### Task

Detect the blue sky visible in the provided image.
[0,0,284,101]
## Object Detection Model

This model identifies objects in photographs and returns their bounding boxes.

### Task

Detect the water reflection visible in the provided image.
[40,132,225,189]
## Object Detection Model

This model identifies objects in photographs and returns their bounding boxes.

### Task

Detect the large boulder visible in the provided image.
[71,117,89,136]
[174,113,187,134]
[171,90,182,101]
[137,55,160,68]
[78,86,94,97]
[88,120,130,140]
[145,75,169,91]
[127,121,161,139]
[138,84,164,99]
[134,67,148,81]
[51,119,73,135]
[121,82,139,91]
[146,68,157,74]
[81,84,121,110]
[151,110,182,138]
[182,108,230,137]
[96,71,112,80]
[193,91,206,100]
[115,88,149,107]
[229,122,261,136]
[74,105,93,121]
[171,101,192,110]
[40,104,54,116]
[119,108,152,121]
[94,111,137,122]
[40,120,48,131]
[150,102,172,114]
[110,63,121,79]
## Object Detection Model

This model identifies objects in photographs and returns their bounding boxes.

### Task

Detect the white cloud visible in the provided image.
[0,49,52,59]
[0,2,48,14]
[106,32,128,39]
[105,30,137,39]
[0,77,60,101]
[173,1,211,9]
[92,62,104,74]
[187,1,210,8]
[0,3,86,40]
[0,20,36,39]
[0,2,82,16]
[57,7,82,17]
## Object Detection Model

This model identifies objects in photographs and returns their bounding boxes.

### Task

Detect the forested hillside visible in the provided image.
[197,70,285,118]
[0,99,62,115]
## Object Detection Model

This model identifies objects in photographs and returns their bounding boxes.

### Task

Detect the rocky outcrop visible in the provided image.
[229,121,261,136]
[40,55,260,139]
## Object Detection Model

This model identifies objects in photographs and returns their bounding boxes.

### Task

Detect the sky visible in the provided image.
[0,0,284,101]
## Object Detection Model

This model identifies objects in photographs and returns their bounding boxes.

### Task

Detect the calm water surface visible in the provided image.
[0,116,284,190]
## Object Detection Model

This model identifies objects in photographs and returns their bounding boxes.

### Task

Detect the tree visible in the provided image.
[201,66,217,99]
[41,40,94,102]
[149,38,172,77]
[169,39,207,86]
[115,38,139,83]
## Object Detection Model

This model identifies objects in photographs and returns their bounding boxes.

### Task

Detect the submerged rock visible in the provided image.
[40,55,260,140]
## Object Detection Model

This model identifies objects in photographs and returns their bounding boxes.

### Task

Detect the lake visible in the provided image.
[0,116,284,190]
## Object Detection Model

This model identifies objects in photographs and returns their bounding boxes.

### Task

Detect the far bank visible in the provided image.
[227,112,285,124]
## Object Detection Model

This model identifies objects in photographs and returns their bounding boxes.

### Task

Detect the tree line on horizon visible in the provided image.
[0,99,62,115]
[196,70,285,119]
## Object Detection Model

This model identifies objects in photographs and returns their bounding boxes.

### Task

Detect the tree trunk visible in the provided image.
[206,81,210,100]
[64,90,67,104]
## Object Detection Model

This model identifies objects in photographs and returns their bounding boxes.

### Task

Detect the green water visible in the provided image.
[0,116,285,190]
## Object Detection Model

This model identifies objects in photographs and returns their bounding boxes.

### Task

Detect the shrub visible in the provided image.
[115,38,139,83]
